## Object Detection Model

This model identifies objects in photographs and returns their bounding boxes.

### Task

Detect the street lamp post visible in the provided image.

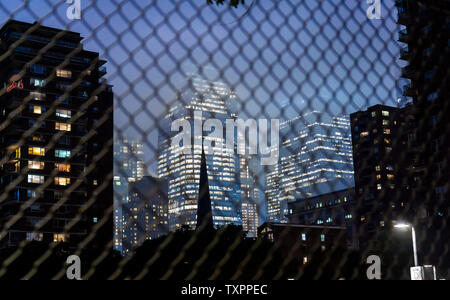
[394,223,418,267]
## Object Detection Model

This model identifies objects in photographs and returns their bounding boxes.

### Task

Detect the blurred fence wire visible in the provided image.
[0,0,448,280]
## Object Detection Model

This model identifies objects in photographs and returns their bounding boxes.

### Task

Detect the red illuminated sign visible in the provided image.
[6,80,24,93]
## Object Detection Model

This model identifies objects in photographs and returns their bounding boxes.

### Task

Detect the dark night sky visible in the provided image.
[0,0,404,176]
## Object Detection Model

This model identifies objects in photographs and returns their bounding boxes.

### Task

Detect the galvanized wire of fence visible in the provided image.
[0,0,448,280]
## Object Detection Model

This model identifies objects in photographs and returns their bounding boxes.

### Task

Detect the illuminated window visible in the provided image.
[32,105,42,114]
[301,233,306,241]
[371,112,377,117]
[28,174,44,184]
[387,174,395,180]
[376,175,382,180]
[56,109,71,118]
[30,78,46,87]
[26,232,43,241]
[321,234,326,242]
[384,129,391,135]
[303,257,308,265]
[33,135,43,142]
[382,111,390,117]
[93,180,98,186]
[55,122,71,132]
[28,147,45,156]
[55,163,71,172]
[53,233,67,243]
[15,147,21,159]
[55,149,71,158]
[360,131,369,137]
[28,161,45,170]
[30,91,45,100]
[382,120,389,126]
[55,177,70,186]
[56,69,72,78]
[377,184,382,190]
[30,64,46,74]
[375,166,381,171]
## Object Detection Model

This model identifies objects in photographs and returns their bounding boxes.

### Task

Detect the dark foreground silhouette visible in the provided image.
[0,225,418,280]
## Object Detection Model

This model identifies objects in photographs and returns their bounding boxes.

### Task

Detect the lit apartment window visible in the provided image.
[382,111,390,117]
[30,64,46,75]
[56,109,71,118]
[30,78,46,87]
[375,166,381,171]
[382,120,389,126]
[360,131,369,137]
[387,174,395,180]
[55,122,71,132]
[28,161,45,170]
[377,184,382,190]
[15,147,21,159]
[383,129,391,135]
[55,163,71,172]
[376,174,382,180]
[28,174,44,184]
[303,257,308,265]
[30,91,45,100]
[53,233,67,243]
[371,112,377,117]
[55,149,71,158]
[56,69,72,78]
[26,232,43,242]
[55,177,71,186]
[28,147,45,156]
[321,234,326,242]
[33,135,43,142]
[31,105,42,114]
[302,233,307,241]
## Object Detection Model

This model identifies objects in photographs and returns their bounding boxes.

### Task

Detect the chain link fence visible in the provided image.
[0,0,448,280]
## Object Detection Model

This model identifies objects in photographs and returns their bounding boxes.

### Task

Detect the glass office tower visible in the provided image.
[158,74,242,231]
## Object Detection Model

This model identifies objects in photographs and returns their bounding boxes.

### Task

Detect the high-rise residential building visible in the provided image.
[113,139,145,253]
[123,176,168,255]
[158,74,242,231]
[395,0,449,262]
[239,154,260,237]
[350,104,413,239]
[266,111,354,223]
[0,20,114,249]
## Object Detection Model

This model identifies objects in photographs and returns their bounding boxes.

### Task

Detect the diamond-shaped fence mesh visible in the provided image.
[0,0,448,280]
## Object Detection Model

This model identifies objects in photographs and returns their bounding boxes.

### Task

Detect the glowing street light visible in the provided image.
[394,223,418,267]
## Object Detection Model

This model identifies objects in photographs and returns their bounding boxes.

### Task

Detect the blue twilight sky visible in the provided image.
[0,0,405,175]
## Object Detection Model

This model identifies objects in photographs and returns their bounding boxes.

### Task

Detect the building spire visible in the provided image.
[196,147,214,230]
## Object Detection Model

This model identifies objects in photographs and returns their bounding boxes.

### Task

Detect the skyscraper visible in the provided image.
[113,139,145,253]
[396,0,449,227]
[394,0,449,265]
[0,20,114,249]
[158,74,242,231]
[239,154,260,237]
[123,176,168,255]
[266,111,354,223]
[350,104,413,238]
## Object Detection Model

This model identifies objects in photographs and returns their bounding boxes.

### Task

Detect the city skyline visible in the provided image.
[0,0,447,281]
[0,0,403,177]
